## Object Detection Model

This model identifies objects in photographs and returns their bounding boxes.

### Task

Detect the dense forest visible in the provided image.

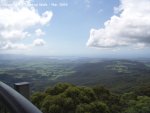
[31,83,150,113]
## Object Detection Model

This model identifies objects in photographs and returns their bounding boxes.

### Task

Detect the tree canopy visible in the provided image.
[31,83,150,113]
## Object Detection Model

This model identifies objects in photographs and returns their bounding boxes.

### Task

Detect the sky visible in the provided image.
[0,0,150,58]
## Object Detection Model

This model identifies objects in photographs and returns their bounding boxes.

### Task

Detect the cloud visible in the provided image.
[87,0,150,49]
[1,42,30,50]
[0,0,53,50]
[32,38,46,46]
[35,29,45,37]
[0,38,46,50]
[0,30,30,41]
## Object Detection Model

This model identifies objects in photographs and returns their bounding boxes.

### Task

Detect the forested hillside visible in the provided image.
[57,60,150,93]
[0,55,150,93]
[31,83,150,113]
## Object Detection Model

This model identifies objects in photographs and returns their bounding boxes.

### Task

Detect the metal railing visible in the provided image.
[0,81,42,113]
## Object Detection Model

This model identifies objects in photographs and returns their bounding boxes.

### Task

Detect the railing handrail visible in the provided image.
[0,81,43,113]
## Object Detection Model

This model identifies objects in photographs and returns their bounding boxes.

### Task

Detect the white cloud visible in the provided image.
[0,30,29,41]
[0,0,53,50]
[32,38,46,46]
[87,0,150,49]
[0,38,46,50]
[35,29,45,37]
[1,42,30,50]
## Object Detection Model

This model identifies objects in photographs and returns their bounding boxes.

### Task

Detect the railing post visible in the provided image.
[14,82,30,100]
[0,81,43,113]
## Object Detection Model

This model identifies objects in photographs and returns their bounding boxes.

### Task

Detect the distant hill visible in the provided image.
[0,54,150,93]
[57,60,150,93]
